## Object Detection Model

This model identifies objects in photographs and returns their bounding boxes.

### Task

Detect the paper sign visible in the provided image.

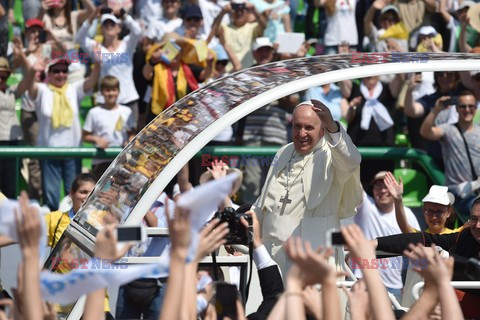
[276,33,305,54]
[194,40,208,62]
[161,41,181,64]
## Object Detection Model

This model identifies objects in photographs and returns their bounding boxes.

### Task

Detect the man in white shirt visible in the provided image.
[28,58,100,210]
[353,171,420,300]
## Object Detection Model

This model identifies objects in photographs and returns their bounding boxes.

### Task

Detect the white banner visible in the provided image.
[40,259,168,304]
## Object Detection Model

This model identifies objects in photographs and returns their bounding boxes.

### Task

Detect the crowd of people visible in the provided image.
[0,0,479,319]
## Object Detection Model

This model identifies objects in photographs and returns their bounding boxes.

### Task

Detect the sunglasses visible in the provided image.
[50,69,68,74]
[424,208,448,216]
[458,104,477,110]
[217,60,229,66]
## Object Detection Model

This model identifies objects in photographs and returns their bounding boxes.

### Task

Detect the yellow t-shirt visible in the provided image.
[222,22,263,71]
[414,226,465,234]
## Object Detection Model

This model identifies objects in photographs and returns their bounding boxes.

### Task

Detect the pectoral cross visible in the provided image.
[279,191,292,216]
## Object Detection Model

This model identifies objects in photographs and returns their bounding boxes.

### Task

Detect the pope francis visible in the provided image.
[253,99,363,276]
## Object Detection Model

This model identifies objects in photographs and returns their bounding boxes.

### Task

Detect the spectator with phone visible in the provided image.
[352,171,420,301]
[76,7,143,129]
[38,0,96,82]
[82,75,135,180]
[404,71,464,169]
[420,90,480,222]
[209,0,267,70]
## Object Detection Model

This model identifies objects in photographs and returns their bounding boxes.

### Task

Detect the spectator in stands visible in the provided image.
[344,75,403,189]
[323,0,358,54]
[458,2,480,53]
[144,0,183,37]
[304,82,344,121]
[82,76,135,180]
[209,0,267,70]
[76,8,143,129]
[38,0,96,81]
[21,18,65,201]
[28,58,100,211]
[0,1,9,58]
[404,71,462,168]
[420,90,480,222]
[384,171,464,234]
[135,0,163,27]
[364,3,409,52]
[0,43,32,199]
[142,36,205,123]
[195,0,230,47]
[439,0,476,52]
[416,25,444,52]
[353,171,420,300]
[250,0,292,43]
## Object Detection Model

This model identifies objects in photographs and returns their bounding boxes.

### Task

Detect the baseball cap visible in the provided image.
[418,26,437,37]
[101,13,120,25]
[370,171,387,185]
[0,57,10,74]
[46,58,70,72]
[183,4,203,19]
[25,18,45,29]
[252,37,274,51]
[422,185,454,206]
[381,5,399,15]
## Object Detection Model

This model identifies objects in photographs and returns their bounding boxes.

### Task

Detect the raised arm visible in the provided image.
[342,225,395,320]
[122,14,143,49]
[384,172,416,233]
[12,38,34,98]
[459,17,472,52]
[388,73,405,98]
[364,0,383,38]
[83,59,101,93]
[76,0,96,26]
[419,97,447,141]
[248,2,267,33]
[403,73,426,118]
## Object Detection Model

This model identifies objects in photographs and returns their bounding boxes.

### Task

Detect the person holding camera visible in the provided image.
[253,99,363,277]
[420,90,480,222]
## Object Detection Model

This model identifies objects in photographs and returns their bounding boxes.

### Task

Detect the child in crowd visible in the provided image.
[82,76,135,180]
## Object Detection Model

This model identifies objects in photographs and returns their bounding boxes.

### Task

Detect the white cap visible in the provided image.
[422,185,454,206]
[252,37,274,51]
[101,13,120,25]
[418,26,437,36]
[380,5,399,15]
[457,0,475,11]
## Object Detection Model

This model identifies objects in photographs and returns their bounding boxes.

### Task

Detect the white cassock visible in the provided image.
[253,125,363,277]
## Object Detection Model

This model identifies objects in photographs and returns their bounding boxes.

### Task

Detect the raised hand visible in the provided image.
[195,219,229,262]
[341,224,376,260]
[240,210,261,248]
[372,0,387,10]
[403,243,454,287]
[166,201,191,258]
[207,159,228,180]
[343,279,371,320]
[310,99,338,133]
[384,171,403,200]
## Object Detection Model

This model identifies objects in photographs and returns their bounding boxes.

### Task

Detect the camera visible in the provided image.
[231,3,246,11]
[212,207,252,245]
[465,258,480,281]
[443,96,458,108]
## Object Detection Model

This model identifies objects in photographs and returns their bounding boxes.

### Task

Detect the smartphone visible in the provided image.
[443,96,458,107]
[326,228,345,247]
[39,30,47,43]
[215,283,238,319]
[116,226,146,242]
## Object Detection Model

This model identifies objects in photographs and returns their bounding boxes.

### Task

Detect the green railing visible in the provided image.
[0,146,445,196]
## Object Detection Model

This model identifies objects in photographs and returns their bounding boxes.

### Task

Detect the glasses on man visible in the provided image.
[468,216,480,225]
[458,104,477,110]
[424,208,448,217]
[49,69,68,74]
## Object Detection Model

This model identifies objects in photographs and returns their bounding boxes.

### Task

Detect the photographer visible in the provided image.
[420,90,480,221]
